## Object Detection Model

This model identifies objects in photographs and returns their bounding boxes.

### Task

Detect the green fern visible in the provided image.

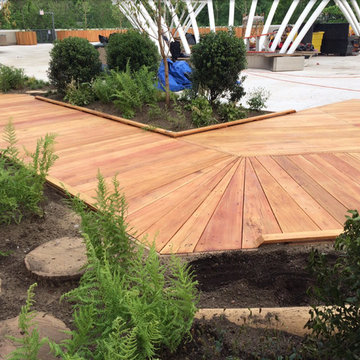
[7,283,48,360]
[2,120,19,161]
[60,172,198,359]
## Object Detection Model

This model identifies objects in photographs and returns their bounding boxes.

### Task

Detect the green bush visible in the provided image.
[185,96,216,128]
[106,30,159,73]
[0,121,58,224]
[92,73,120,104]
[64,80,95,106]
[191,29,247,103]
[48,37,101,94]
[246,87,270,111]
[0,65,26,92]
[48,173,198,359]
[306,210,360,359]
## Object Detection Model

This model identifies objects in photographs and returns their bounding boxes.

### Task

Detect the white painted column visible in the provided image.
[186,0,200,43]
[228,0,235,27]
[350,0,360,22]
[338,0,360,35]
[259,0,280,51]
[207,0,216,32]
[280,0,316,54]
[165,0,191,54]
[288,0,331,54]
[270,0,300,52]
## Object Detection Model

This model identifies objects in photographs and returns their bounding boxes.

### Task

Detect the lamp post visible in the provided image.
[39,9,57,41]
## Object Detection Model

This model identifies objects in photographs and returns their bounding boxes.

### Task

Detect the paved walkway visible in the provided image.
[1,94,360,254]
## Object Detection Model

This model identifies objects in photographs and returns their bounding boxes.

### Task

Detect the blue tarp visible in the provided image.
[157,59,192,92]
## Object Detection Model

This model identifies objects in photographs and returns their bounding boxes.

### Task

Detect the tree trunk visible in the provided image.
[157,0,170,106]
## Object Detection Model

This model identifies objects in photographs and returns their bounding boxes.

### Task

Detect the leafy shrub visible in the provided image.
[0,65,26,92]
[216,102,246,122]
[24,77,48,90]
[191,29,247,103]
[0,121,58,224]
[49,173,198,359]
[106,30,159,73]
[246,87,270,111]
[48,37,101,94]
[92,72,120,104]
[185,96,216,127]
[64,80,95,106]
[112,65,160,118]
[306,210,360,359]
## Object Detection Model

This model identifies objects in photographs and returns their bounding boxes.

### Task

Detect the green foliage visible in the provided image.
[48,37,101,94]
[92,72,120,104]
[111,65,160,119]
[306,209,360,359]
[191,29,247,103]
[185,96,216,128]
[0,120,58,224]
[54,172,198,359]
[246,87,270,112]
[24,77,48,90]
[0,65,26,93]
[216,102,246,122]
[0,0,128,30]
[106,30,159,73]
[7,283,48,360]
[64,80,95,106]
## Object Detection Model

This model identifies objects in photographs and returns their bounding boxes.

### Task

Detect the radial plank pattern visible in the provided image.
[1,95,360,253]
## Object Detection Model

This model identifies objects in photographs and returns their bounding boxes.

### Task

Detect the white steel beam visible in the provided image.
[350,0,360,22]
[245,0,258,38]
[185,0,200,43]
[207,0,216,32]
[259,0,280,51]
[280,0,316,54]
[270,0,300,52]
[228,0,235,27]
[166,0,191,54]
[184,2,207,33]
[288,0,331,54]
[337,0,360,35]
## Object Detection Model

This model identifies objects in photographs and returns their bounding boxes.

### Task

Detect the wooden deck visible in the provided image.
[1,94,360,254]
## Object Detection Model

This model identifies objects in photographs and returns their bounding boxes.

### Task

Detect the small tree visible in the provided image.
[48,36,101,94]
[191,29,247,104]
[116,0,185,106]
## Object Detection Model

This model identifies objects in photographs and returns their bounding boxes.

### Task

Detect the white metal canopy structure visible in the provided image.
[114,0,360,55]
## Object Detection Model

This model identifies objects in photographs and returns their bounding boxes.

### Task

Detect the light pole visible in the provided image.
[39,9,57,41]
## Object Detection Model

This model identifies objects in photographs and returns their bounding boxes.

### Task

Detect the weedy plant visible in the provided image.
[185,96,216,128]
[64,80,95,106]
[7,283,48,360]
[47,172,198,359]
[305,210,360,359]
[0,120,58,224]
[246,87,270,112]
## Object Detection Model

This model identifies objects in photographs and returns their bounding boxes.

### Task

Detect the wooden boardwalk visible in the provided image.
[1,94,360,254]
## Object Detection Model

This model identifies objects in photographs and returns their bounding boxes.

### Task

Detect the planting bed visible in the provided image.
[0,184,338,358]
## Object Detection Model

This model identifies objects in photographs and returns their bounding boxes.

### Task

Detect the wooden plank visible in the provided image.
[257,155,341,229]
[273,155,348,224]
[257,229,342,246]
[242,158,281,248]
[194,158,245,252]
[251,157,319,232]
[162,158,242,254]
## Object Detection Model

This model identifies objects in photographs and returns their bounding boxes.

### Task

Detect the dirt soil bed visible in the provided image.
[0,185,337,358]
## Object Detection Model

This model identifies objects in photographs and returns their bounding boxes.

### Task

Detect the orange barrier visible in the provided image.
[56,29,126,42]
[16,31,37,45]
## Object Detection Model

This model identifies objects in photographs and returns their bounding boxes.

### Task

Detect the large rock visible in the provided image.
[25,237,87,280]
[0,312,71,360]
